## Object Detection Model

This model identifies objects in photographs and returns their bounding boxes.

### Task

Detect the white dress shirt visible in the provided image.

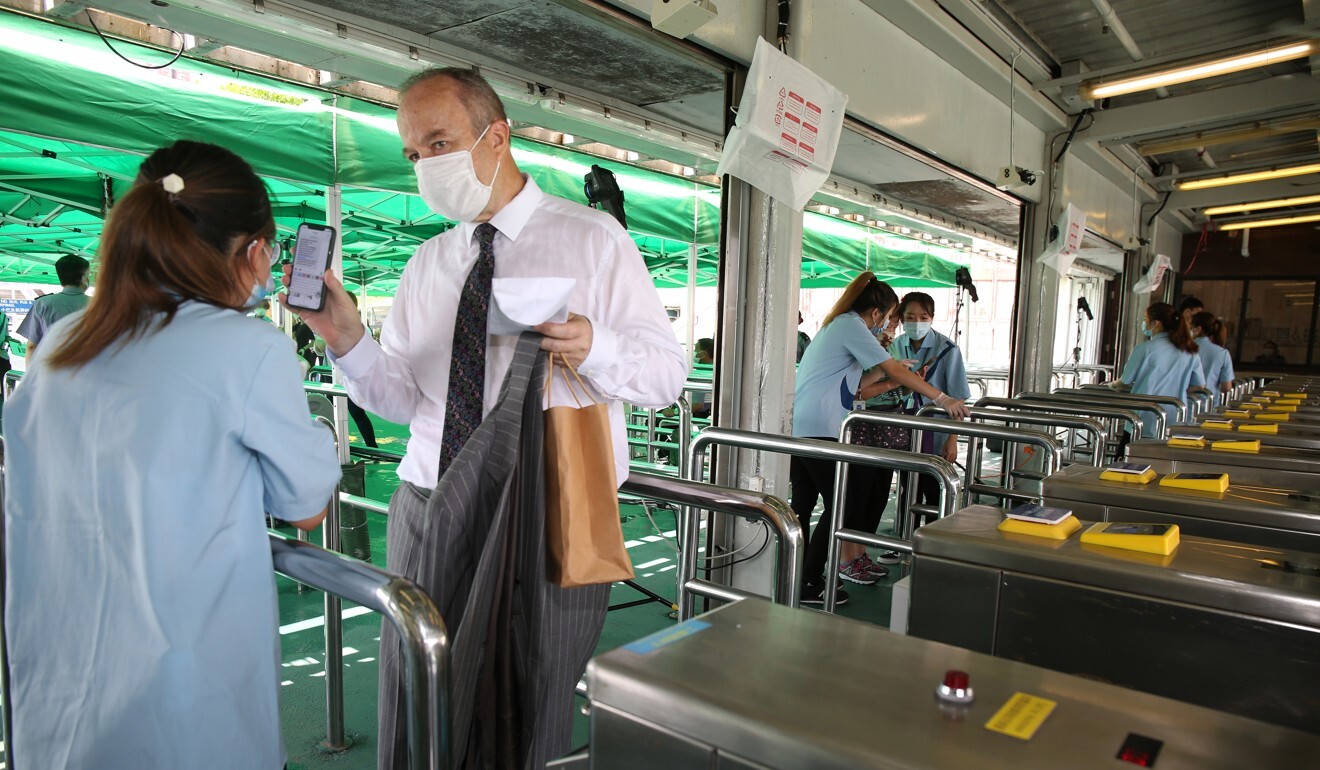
[336,175,688,489]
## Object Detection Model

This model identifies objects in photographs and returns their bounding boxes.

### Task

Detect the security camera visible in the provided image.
[996,166,1040,192]
[651,0,718,39]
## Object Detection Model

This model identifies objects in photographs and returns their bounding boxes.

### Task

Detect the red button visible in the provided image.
[943,670,970,690]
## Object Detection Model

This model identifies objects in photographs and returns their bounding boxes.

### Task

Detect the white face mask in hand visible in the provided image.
[414,123,502,222]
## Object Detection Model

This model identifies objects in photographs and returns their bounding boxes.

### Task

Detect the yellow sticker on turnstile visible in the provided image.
[985,693,1057,741]
[1240,403,1263,411]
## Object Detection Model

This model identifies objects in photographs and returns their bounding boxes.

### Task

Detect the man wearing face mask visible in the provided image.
[280,67,685,768]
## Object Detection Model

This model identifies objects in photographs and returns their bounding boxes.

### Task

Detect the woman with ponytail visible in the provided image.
[1117,301,1206,437]
[791,272,969,604]
[1190,310,1235,396]
[4,141,340,769]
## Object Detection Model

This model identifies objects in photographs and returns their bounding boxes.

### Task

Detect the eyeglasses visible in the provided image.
[253,239,283,266]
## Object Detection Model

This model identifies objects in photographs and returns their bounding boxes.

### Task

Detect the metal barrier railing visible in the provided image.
[620,469,803,623]
[839,411,1062,512]
[0,436,10,769]
[1017,391,1169,438]
[917,404,1107,468]
[687,428,960,616]
[1052,387,1188,424]
[270,532,451,770]
[1187,387,1215,417]
[976,397,1144,461]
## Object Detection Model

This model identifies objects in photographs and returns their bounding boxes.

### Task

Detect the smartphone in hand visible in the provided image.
[285,223,337,313]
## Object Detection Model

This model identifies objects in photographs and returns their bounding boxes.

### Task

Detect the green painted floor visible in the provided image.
[276,414,964,768]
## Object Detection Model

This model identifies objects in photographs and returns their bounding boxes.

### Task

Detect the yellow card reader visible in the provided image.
[1210,439,1261,453]
[1080,522,1180,555]
[1200,419,1234,431]
[1167,435,1206,448]
[1239,422,1279,434]
[1159,472,1230,493]
[1099,462,1157,484]
[1239,403,1263,411]
[1257,412,1291,422]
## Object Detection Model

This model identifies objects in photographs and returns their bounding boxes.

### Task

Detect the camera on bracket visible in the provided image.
[996,166,1040,192]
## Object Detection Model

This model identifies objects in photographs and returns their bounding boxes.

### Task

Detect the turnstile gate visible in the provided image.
[588,597,1320,768]
[1125,439,1320,489]
[908,506,1320,734]
[1042,464,1320,553]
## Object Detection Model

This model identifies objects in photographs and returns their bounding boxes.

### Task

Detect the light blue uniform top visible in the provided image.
[15,286,89,347]
[1121,332,1206,437]
[1196,337,1235,391]
[793,311,890,438]
[4,301,340,770]
[888,329,971,451]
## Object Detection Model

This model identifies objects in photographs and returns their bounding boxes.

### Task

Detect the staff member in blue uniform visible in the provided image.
[791,273,969,603]
[3,141,341,770]
[872,292,972,554]
[1190,311,1235,399]
[1117,301,1205,437]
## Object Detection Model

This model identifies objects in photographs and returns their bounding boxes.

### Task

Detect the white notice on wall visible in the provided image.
[1037,203,1086,274]
[716,37,848,211]
[1132,254,1172,294]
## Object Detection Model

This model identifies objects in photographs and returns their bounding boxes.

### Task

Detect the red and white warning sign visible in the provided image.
[717,38,847,211]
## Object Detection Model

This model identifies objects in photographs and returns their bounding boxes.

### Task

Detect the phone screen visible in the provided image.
[287,225,335,311]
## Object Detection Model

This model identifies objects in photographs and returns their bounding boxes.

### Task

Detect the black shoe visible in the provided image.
[801,582,849,607]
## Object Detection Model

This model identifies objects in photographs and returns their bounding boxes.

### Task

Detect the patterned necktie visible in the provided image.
[438,222,497,478]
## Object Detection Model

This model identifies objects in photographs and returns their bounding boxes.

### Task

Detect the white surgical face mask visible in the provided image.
[904,321,932,341]
[1141,320,1153,338]
[414,123,501,222]
[245,272,276,310]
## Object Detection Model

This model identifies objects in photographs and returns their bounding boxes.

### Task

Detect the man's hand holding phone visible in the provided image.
[278,266,364,357]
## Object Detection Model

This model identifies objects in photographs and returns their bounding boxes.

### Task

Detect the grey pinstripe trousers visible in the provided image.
[377,334,610,769]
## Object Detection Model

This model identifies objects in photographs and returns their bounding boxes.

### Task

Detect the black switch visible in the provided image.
[1117,733,1163,767]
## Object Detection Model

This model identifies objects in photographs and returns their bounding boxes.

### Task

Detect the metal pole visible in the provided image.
[918,404,1108,468]
[312,414,349,752]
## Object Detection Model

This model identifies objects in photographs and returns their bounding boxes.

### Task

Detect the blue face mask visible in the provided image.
[1141,320,1153,338]
[245,272,276,310]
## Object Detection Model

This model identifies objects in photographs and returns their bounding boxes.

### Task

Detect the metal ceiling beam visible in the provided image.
[1133,115,1320,156]
[1084,75,1320,144]
[1037,28,1320,91]
[1166,175,1320,211]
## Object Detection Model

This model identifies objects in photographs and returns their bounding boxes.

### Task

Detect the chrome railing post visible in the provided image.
[311,415,349,751]
[678,396,693,480]
[270,534,450,770]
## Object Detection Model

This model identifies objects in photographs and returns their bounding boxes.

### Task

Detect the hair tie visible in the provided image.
[160,173,185,195]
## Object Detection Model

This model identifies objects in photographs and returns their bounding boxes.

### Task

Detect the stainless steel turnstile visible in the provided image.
[1171,425,1320,451]
[908,506,1320,735]
[1125,439,1320,489]
[588,598,1320,768]
[1042,464,1320,552]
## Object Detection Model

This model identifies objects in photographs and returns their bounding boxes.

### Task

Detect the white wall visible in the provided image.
[792,0,1045,201]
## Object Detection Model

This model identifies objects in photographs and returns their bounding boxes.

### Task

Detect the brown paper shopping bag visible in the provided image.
[543,353,634,587]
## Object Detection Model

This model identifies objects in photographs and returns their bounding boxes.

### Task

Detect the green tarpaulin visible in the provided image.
[0,10,965,290]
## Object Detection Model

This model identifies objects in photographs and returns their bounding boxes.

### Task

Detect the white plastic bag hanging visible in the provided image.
[716,37,848,211]
[1036,203,1086,274]
[1132,254,1172,294]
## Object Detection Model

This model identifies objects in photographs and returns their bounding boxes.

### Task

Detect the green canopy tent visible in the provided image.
[0,9,966,290]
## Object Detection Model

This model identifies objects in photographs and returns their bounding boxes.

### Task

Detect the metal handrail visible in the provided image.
[0,436,10,769]
[1187,387,1215,416]
[975,397,1145,458]
[270,533,451,770]
[917,404,1107,468]
[1017,391,1168,438]
[688,428,960,616]
[839,412,1062,512]
[1051,387,1188,423]
[621,470,803,622]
